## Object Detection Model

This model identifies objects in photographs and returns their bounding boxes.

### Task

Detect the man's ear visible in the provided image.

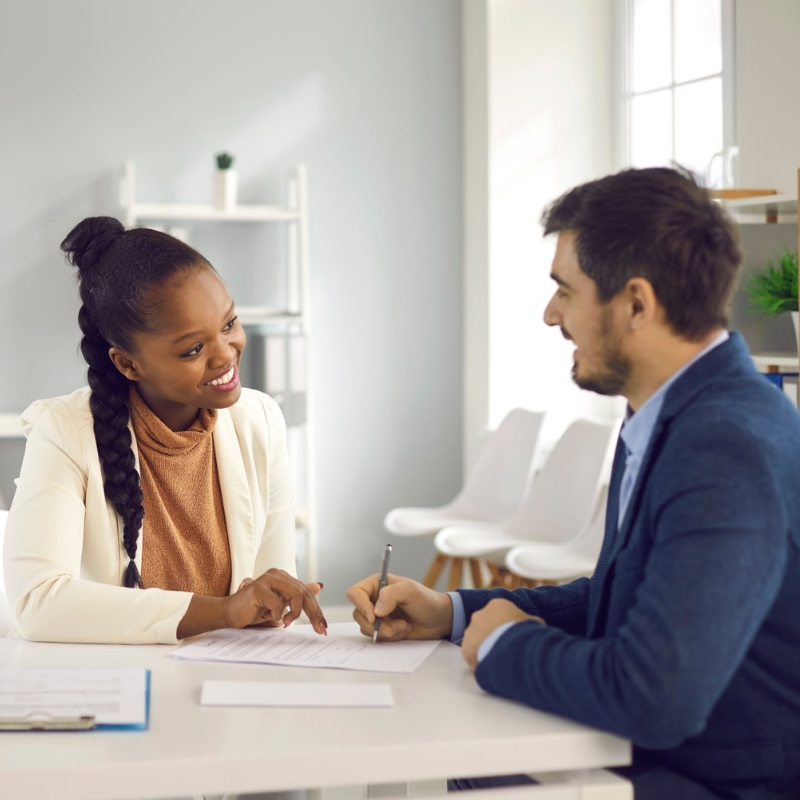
[108,347,141,381]
[623,277,659,331]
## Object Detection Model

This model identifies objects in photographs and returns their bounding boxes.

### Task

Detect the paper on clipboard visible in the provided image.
[0,668,150,730]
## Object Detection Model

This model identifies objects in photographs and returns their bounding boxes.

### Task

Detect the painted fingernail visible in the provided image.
[318,582,325,589]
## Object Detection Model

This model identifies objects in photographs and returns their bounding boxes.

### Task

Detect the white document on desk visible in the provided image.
[174,622,441,673]
[201,680,394,708]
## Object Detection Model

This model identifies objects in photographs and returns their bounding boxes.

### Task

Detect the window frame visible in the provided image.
[617,0,737,181]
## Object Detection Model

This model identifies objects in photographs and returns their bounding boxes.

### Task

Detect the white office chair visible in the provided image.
[0,509,11,636]
[434,418,618,588]
[504,485,609,586]
[384,408,546,589]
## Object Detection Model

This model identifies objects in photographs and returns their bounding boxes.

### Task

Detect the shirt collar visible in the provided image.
[620,330,729,459]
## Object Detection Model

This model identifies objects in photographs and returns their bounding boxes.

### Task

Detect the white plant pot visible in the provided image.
[213,169,238,211]
[792,310,799,348]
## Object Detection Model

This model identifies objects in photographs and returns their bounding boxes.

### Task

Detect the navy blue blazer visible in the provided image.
[462,332,800,796]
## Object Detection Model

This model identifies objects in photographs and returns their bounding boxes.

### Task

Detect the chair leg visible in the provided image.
[446,558,465,591]
[488,566,517,589]
[422,552,449,589]
[506,572,523,589]
[468,559,484,589]
[486,563,504,588]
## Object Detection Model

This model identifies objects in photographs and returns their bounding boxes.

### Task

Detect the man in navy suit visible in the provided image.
[349,167,800,800]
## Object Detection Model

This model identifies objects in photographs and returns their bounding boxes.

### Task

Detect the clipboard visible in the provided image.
[0,714,97,731]
[0,668,151,732]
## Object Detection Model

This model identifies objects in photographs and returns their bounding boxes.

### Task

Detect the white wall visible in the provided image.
[736,0,800,190]
[464,0,623,469]
[0,0,463,602]
[462,0,491,476]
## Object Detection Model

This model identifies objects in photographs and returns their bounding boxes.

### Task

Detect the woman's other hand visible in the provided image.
[227,570,327,633]
[177,571,326,639]
[234,575,325,631]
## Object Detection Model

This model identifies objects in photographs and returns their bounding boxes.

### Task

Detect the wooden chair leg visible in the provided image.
[486,563,504,588]
[422,552,449,589]
[469,559,484,589]
[446,558,465,591]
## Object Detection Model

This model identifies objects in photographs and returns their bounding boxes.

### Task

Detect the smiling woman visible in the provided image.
[2,217,327,644]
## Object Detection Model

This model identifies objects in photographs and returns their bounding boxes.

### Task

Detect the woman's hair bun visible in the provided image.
[61,216,125,271]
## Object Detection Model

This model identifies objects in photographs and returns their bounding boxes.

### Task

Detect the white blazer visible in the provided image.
[4,387,296,644]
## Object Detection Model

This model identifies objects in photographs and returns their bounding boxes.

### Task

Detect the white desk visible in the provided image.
[0,627,630,800]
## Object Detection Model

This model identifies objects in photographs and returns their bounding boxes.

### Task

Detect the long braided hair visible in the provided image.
[61,217,212,588]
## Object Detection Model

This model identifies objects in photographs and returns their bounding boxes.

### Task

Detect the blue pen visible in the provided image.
[373,544,392,643]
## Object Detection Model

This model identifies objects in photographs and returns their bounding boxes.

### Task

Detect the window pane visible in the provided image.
[632,0,672,93]
[631,89,673,167]
[674,77,723,180]
[674,0,722,83]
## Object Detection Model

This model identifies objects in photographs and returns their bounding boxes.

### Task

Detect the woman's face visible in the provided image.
[110,266,247,431]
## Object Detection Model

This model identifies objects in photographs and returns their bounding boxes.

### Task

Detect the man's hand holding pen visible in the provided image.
[347,574,454,642]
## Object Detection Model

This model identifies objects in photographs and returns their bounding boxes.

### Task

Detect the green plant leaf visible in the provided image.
[745,249,798,315]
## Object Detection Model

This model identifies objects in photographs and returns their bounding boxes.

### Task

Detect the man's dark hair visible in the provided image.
[541,167,742,341]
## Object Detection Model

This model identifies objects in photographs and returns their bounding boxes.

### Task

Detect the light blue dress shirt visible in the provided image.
[449,330,730,661]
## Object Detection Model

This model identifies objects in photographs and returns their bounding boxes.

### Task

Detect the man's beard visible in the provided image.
[569,308,631,397]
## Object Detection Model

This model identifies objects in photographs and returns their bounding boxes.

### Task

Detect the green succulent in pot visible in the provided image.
[216,152,234,170]
[745,249,798,316]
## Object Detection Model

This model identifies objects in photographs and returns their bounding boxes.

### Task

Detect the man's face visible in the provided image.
[543,231,631,397]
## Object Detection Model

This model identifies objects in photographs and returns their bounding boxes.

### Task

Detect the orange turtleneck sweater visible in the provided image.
[128,387,232,597]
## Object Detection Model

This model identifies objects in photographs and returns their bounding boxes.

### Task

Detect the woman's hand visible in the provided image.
[226,570,327,634]
[233,575,325,631]
[177,570,326,639]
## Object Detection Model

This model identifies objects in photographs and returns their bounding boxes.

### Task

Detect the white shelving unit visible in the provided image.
[120,162,318,581]
[719,192,798,225]
[719,171,800,409]
[0,414,22,439]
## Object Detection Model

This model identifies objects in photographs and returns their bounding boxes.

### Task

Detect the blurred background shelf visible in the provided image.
[120,162,318,581]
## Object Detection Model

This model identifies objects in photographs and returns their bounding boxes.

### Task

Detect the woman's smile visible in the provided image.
[205,363,239,392]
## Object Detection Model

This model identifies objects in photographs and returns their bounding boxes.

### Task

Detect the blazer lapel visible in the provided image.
[606,418,666,563]
[587,436,627,636]
[586,333,755,637]
[213,408,255,593]
[605,334,751,565]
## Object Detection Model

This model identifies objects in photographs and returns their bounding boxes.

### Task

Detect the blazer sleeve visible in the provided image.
[251,393,297,578]
[458,578,590,636]
[473,421,789,750]
[4,399,192,644]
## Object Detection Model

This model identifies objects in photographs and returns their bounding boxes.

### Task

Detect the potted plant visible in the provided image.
[213,152,237,211]
[745,249,799,347]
